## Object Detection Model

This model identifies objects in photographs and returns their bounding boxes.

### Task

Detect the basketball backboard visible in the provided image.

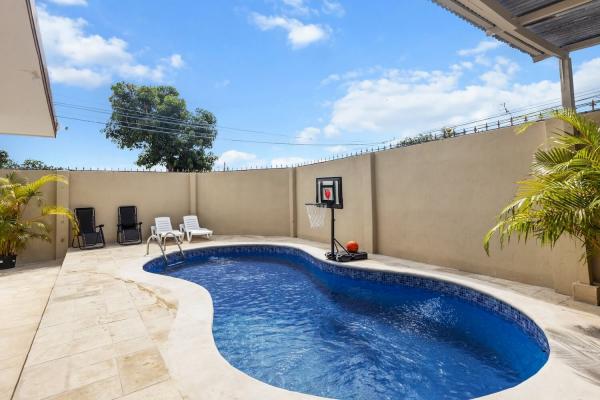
[316,177,343,209]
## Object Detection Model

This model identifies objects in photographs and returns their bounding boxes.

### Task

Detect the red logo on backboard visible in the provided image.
[324,189,331,200]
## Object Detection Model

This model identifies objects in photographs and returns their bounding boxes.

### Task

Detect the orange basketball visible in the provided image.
[346,241,359,253]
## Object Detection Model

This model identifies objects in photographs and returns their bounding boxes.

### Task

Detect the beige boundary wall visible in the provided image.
[5,111,600,297]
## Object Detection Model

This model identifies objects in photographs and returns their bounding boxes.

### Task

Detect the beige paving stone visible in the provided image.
[69,327,113,355]
[26,341,71,366]
[117,348,169,395]
[0,325,37,363]
[105,297,136,314]
[139,303,173,322]
[127,285,158,308]
[0,355,26,372]
[97,309,139,325]
[14,357,70,400]
[142,314,174,343]
[0,262,60,398]
[27,324,113,366]
[68,358,118,390]
[107,316,148,343]
[118,379,183,400]
[113,336,155,357]
[68,345,115,368]
[0,366,21,400]
[47,376,122,400]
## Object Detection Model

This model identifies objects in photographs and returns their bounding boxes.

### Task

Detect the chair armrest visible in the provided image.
[151,226,156,235]
[179,224,185,232]
[138,222,143,226]
[97,224,105,229]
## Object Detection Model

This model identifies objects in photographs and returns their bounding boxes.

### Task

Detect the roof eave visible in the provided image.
[27,0,57,137]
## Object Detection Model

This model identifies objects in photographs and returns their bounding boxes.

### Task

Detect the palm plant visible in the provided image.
[484,110,600,280]
[0,173,77,267]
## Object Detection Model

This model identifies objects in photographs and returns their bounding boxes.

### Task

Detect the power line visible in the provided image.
[55,102,295,139]
[55,86,600,150]
[57,115,385,147]
[445,88,600,129]
[58,116,216,139]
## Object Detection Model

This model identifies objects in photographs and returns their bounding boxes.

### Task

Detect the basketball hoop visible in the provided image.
[305,203,327,228]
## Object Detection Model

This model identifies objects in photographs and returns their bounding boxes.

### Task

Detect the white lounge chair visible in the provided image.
[180,215,213,242]
[151,217,184,245]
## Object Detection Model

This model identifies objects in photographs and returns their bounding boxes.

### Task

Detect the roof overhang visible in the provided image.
[433,0,600,62]
[0,0,57,138]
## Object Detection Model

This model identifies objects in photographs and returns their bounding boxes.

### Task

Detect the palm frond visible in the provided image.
[0,173,72,256]
[484,111,600,261]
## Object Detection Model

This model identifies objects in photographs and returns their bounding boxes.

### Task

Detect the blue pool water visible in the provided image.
[146,246,548,400]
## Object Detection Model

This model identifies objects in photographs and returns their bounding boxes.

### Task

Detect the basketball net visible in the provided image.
[305,203,327,228]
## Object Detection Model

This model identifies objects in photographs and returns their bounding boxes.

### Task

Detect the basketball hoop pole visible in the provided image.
[330,207,335,257]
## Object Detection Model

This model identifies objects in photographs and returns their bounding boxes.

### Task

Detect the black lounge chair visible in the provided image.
[117,206,143,245]
[73,207,105,249]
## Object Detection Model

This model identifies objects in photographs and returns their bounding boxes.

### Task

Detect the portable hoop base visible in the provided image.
[324,208,368,263]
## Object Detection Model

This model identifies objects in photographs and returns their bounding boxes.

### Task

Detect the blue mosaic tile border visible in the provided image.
[144,244,549,353]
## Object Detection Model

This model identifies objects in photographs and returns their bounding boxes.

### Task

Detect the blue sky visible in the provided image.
[1,0,599,170]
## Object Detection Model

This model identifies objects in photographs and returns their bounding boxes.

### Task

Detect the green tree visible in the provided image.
[484,111,600,272]
[0,151,56,170]
[21,159,55,170]
[103,82,218,171]
[0,150,18,169]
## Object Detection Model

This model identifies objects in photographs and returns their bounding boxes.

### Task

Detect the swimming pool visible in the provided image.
[145,245,549,400]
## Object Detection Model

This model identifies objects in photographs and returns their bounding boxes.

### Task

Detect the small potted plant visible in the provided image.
[0,172,76,269]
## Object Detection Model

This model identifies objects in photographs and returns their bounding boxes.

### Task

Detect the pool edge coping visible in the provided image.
[115,239,600,400]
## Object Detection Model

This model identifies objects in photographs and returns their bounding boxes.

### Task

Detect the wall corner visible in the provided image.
[289,168,297,237]
[189,173,197,215]
[55,170,70,260]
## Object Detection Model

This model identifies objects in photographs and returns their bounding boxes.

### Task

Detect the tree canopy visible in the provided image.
[103,82,218,172]
[0,150,58,170]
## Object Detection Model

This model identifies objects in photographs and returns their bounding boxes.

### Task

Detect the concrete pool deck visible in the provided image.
[3,236,600,399]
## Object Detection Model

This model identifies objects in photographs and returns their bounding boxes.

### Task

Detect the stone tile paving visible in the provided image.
[3,236,600,399]
[11,245,182,400]
[0,261,60,400]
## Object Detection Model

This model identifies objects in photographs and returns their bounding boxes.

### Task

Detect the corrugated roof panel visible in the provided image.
[433,0,600,60]
[497,0,563,17]
[528,2,600,47]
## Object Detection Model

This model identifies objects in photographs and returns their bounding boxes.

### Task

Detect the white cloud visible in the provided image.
[117,64,166,82]
[216,150,260,169]
[322,0,345,16]
[479,57,519,88]
[271,156,307,167]
[48,66,109,88]
[281,0,311,15]
[574,57,600,91]
[458,40,501,56]
[321,66,383,86]
[251,13,329,48]
[319,55,600,140]
[168,54,185,68]
[38,7,183,88]
[48,0,88,5]
[279,0,345,17]
[216,151,307,169]
[40,10,132,66]
[295,127,320,143]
